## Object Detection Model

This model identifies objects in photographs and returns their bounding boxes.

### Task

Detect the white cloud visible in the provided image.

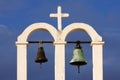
[0,25,12,36]
[0,25,7,33]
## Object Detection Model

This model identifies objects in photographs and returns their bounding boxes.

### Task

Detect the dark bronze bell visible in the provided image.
[70,41,87,73]
[35,42,48,64]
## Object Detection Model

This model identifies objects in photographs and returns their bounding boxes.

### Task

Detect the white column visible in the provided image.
[54,42,66,80]
[91,42,104,80]
[16,42,28,80]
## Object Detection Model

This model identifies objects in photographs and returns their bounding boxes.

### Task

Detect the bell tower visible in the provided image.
[16,6,104,80]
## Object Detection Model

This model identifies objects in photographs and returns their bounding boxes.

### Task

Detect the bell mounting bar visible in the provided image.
[67,41,91,44]
[28,41,91,44]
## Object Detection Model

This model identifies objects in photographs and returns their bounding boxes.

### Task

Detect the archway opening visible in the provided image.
[65,30,92,80]
[27,30,54,80]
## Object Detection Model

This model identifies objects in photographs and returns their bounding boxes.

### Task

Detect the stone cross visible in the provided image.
[50,6,69,31]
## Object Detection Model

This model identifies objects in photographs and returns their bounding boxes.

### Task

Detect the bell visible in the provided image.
[35,42,48,64]
[70,41,87,73]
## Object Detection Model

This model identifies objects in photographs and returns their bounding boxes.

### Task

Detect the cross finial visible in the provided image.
[50,6,69,31]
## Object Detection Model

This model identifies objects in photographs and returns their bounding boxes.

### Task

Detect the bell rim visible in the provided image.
[35,58,48,63]
[69,61,87,66]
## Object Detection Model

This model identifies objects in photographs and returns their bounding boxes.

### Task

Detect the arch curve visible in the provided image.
[62,23,102,42]
[17,23,57,42]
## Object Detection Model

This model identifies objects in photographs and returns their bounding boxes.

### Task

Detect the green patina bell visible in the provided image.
[70,41,87,73]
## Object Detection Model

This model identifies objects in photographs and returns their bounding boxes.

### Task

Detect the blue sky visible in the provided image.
[0,0,120,80]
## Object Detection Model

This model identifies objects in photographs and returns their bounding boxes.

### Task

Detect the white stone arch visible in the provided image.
[17,22,58,42]
[61,23,104,80]
[16,22,104,80]
[16,22,58,80]
[16,5,105,80]
[62,23,102,41]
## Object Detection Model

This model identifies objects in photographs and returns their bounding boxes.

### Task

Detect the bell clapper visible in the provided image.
[78,65,80,73]
[39,63,42,68]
